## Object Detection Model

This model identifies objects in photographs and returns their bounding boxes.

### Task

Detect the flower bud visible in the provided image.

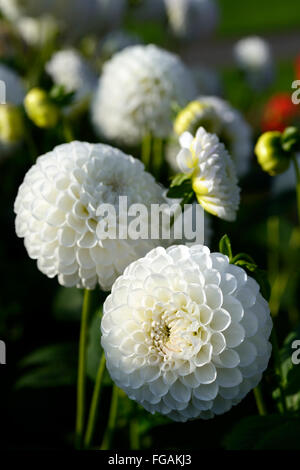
[255,131,290,175]
[281,126,300,153]
[24,88,60,128]
[174,101,209,136]
[0,104,24,143]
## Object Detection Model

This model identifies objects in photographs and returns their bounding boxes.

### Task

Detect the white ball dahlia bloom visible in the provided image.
[101,244,272,422]
[91,45,198,146]
[167,96,252,177]
[177,127,240,221]
[164,0,219,40]
[14,141,170,291]
[234,36,274,91]
[46,49,98,114]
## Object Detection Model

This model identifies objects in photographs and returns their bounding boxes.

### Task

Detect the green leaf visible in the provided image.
[16,342,77,389]
[219,234,233,260]
[169,173,191,188]
[49,84,75,107]
[86,308,105,382]
[223,415,300,450]
[167,179,193,200]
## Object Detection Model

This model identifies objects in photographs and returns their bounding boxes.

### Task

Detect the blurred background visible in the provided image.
[0,0,300,450]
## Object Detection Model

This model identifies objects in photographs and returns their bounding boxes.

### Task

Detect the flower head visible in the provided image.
[164,0,219,40]
[46,49,97,115]
[101,244,272,422]
[14,141,169,291]
[261,93,300,133]
[91,44,198,146]
[168,96,252,177]
[177,127,240,221]
[234,36,274,91]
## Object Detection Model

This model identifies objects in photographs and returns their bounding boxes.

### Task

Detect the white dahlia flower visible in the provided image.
[0,0,126,43]
[91,44,198,146]
[14,141,170,291]
[164,0,219,40]
[46,49,98,115]
[177,127,240,221]
[167,96,252,177]
[16,15,58,47]
[234,36,274,91]
[101,244,272,422]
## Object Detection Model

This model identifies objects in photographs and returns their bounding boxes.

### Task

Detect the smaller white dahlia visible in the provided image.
[177,127,240,221]
[46,49,97,114]
[234,36,274,91]
[101,244,272,422]
[91,44,198,146]
[164,0,219,40]
[14,141,170,291]
[17,15,58,47]
[167,96,252,177]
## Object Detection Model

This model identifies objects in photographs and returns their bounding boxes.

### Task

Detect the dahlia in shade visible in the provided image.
[91,45,198,146]
[101,244,272,422]
[164,0,219,40]
[177,127,240,221]
[234,36,274,91]
[167,96,252,177]
[46,49,98,115]
[14,141,169,291]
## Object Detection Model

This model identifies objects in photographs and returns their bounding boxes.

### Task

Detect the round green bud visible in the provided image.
[0,104,25,143]
[255,131,291,176]
[281,126,300,153]
[24,88,60,129]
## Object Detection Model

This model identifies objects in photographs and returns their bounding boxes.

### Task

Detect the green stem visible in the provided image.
[270,327,287,414]
[152,138,163,180]
[130,416,140,450]
[100,385,119,450]
[75,289,93,449]
[141,134,152,172]
[253,385,267,416]
[84,353,106,449]
[292,154,300,225]
[63,117,74,143]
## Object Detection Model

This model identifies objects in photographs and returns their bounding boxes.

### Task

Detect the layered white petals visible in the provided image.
[101,244,272,422]
[167,96,252,177]
[92,45,198,146]
[14,141,168,290]
[177,127,240,221]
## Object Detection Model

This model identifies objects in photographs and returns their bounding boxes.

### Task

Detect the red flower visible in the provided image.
[261,93,299,132]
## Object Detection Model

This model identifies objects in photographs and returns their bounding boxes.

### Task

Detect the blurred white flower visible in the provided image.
[0,0,126,42]
[46,49,98,114]
[234,36,274,91]
[16,15,58,47]
[177,127,240,221]
[92,44,198,146]
[101,244,272,422]
[167,96,252,177]
[165,0,219,40]
[14,141,169,291]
